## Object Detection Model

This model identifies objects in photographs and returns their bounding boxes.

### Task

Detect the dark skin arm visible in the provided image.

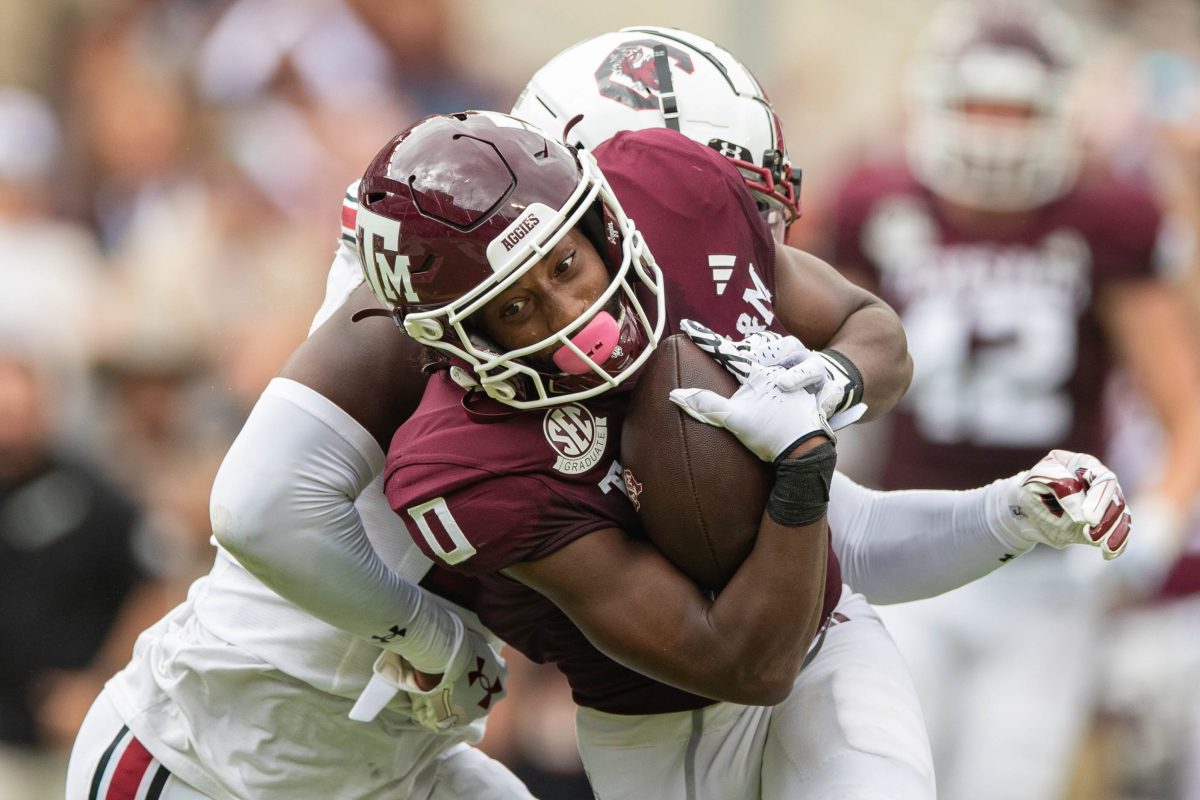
[506,438,830,706]
[279,283,429,450]
[774,244,912,421]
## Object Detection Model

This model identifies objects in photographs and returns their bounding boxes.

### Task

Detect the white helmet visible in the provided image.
[905,0,1082,212]
[512,26,801,240]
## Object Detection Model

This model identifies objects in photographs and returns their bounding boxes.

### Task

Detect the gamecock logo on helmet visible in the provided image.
[595,39,695,110]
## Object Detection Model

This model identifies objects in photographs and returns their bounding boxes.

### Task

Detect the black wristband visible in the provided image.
[767,441,837,527]
[819,348,865,412]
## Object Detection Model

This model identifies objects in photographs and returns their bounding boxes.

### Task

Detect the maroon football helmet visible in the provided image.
[356,111,664,408]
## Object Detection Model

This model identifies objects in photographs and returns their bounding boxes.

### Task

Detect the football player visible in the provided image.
[365,108,927,800]
[66,25,1130,800]
[823,2,1200,798]
[359,105,1127,799]
[505,26,1130,601]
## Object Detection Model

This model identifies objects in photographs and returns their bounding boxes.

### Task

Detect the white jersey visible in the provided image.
[100,204,491,798]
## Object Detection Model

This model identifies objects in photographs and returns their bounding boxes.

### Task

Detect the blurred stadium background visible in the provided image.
[1,1,1197,798]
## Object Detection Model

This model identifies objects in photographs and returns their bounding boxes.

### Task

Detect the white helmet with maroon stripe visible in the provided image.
[512,26,801,240]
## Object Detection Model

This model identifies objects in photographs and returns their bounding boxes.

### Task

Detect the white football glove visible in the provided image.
[350,628,506,732]
[669,358,834,462]
[679,319,868,429]
[1008,450,1131,558]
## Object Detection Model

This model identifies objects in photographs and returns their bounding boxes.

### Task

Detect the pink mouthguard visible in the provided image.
[552,311,621,375]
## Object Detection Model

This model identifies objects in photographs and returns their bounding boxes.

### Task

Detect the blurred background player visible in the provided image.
[822,1,1200,798]
[1067,1,1200,795]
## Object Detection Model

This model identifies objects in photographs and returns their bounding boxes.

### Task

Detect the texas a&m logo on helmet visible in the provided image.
[358,205,422,307]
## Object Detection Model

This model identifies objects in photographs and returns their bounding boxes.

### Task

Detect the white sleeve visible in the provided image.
[210,377,462,673]
[829,470,1036,605]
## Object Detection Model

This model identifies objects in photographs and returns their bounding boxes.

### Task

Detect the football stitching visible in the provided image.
[675,338,724,587]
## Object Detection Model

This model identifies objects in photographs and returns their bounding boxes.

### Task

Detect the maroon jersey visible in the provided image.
[831,161,1163,490]
[387,128,840,714]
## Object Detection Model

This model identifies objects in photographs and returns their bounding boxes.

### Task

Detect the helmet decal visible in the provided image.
[358,206,419,306]
[513,27,801,236]
[595,39,695,111]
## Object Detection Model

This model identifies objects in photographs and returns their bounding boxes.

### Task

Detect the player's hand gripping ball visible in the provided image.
[621,334,774,591]
[679,320,867,429]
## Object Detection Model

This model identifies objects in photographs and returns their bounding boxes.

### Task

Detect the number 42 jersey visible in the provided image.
[385,128,840,715]
[830,161,1164,490]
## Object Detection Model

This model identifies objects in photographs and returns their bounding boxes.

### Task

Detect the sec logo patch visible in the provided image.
[544,404,608,475]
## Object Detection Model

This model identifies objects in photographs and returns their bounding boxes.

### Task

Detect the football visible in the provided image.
[621,334,771,591]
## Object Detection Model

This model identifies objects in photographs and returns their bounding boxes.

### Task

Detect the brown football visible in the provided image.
[620,334,771,591]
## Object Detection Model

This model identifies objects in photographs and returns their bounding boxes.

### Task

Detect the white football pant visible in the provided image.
[576,588,935,800]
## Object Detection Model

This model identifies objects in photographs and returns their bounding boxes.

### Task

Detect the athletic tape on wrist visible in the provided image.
[817,349,865,413]
[768,441,837,527]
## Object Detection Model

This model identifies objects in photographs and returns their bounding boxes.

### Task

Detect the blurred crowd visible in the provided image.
[1,0,1198,799]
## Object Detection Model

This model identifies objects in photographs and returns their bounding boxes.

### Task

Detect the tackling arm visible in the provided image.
[213,242,471,674]
[210,377,466,674]
[831,472,1032,605]
[773,245,912,421]
[832,451,1131,605]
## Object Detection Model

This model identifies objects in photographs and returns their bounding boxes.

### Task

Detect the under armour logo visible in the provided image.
[371,625,407,644]
[708,140,751,162]
[468,656,504,709]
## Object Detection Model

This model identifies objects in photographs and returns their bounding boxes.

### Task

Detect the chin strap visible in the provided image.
[652,45,680,131]
[562,113,586,148]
